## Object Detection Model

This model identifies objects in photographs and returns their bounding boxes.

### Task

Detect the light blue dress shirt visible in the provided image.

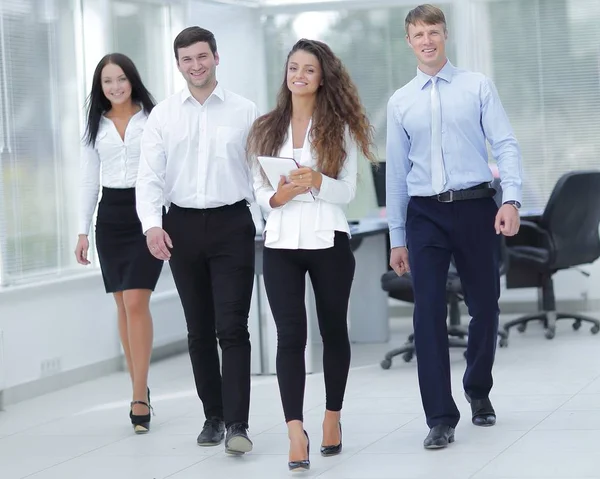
[385,60,523,248]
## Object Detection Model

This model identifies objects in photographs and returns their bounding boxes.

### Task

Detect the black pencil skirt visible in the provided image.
[95,187,163,294]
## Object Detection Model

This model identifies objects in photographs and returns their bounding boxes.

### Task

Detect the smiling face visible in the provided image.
[101,63,132,106]
[286,49,322,98]
[177,41,219,91]
[406,21,448,74]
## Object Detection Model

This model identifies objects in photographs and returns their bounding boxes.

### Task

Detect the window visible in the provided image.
[0,0,182,288]
[471,0,600,211]
[111,0,171,103]
[0,0,81,287]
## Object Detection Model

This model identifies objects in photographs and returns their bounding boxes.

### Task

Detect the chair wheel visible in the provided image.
[545,328,555,340]
[517,323,527,333]
[499,338,508,348]
[402,352,414,363]
[380,359,392,370]
[591,325,600,335]
[573,320,582,331]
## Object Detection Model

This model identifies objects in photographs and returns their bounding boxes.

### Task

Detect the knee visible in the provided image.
[276,328,306,352]
[123,290,151,319]
[216,322,250,346]
[320,322,349,346]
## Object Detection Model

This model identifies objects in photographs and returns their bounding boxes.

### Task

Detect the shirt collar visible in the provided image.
[416,59,455,90]
[180,82,225,105]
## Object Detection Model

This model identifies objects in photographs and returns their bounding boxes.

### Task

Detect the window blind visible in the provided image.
[0,0,80,286]
[476,0,600,212]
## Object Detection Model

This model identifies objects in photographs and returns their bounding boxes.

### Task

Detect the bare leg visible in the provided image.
[114,292,134,383]
[287,420,309,462]
[123,289,154,416]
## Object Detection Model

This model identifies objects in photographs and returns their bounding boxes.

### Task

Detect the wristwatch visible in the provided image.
[504,200,521,210]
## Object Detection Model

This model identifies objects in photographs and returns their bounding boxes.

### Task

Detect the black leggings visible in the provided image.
[263,232,356,422]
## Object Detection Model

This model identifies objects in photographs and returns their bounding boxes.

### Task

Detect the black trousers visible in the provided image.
[406,196,500,429]
[263,232,355,423]
[164,201,255,427]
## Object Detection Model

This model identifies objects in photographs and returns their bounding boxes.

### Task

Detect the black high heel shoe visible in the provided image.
[321,422,342,457]
[288,430,310,472]
[130,388,154,434]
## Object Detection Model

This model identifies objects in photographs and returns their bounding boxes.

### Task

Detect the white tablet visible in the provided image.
[257,156,315,203]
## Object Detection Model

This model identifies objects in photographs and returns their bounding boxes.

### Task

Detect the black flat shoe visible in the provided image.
[130,400,152,434]
[197,417,225,446]
[225,423,253,455]
[289,430,310,472]
[321,422,342,457]
[465,392,496,427]
[423,424,455,449]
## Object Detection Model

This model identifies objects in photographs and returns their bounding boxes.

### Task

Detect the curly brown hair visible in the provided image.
[247,39,377,179]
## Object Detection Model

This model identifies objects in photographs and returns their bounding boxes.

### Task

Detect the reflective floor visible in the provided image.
[1,314,600,478]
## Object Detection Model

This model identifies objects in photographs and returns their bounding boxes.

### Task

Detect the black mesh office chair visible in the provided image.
[503,170,600,340]
[373,163,508,369]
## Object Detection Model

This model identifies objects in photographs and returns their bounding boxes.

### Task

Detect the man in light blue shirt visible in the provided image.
[386,4,523,449]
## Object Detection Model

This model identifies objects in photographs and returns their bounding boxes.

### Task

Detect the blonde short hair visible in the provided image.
[405,4,447,35]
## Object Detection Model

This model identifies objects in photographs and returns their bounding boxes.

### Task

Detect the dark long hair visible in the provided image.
[83,53,155,146]
[247,39,376,178]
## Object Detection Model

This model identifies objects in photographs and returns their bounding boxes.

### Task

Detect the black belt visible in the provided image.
[170,200,248,214]
[425,183,496,203]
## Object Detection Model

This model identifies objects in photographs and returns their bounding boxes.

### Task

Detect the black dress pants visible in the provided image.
[164,201,255,427]
[263,231,355,423]
[406,196,501,429]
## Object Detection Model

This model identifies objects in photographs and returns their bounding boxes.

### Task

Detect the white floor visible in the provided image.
[2,314,600,479]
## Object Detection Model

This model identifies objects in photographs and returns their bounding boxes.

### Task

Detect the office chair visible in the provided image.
[379,237,509,369]
[502,170,600,340]
[373,163,508,369]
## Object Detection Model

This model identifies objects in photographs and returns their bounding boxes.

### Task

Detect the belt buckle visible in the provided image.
[437,190,454,203]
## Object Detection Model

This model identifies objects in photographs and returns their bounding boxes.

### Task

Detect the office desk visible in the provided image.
[249,219,389,375]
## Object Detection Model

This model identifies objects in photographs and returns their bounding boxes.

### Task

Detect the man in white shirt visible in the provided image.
[136,26,260,454]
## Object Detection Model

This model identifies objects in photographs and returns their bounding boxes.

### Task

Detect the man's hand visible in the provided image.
[270,175,310,208]
[146,227,173,260]
[390,247,410,276]
[495,204,520,236]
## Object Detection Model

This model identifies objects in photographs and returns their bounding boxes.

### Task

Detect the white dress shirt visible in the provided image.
[253,121,358,250]
[136,84,260,233]
[78,108,147,235]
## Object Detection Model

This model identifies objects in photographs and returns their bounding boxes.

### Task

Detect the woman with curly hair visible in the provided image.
[247,38,376,471]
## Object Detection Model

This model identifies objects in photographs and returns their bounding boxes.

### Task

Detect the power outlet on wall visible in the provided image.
[40,357,62,377]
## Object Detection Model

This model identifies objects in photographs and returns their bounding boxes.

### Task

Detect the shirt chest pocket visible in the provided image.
[215,126,244,160]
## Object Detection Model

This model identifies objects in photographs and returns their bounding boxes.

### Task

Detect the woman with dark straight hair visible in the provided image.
[75,53,162,434]
[247,39,377,471]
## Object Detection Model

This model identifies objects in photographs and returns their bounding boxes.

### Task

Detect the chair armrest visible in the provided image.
[506,220,553,249]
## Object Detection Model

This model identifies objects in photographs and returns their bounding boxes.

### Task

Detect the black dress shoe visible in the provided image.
[320,422,342,457]
[225,423,253,455]
[423,424,455,449]
[197,417,225,446]
[465,392,496,427]
[289,430,310,472]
